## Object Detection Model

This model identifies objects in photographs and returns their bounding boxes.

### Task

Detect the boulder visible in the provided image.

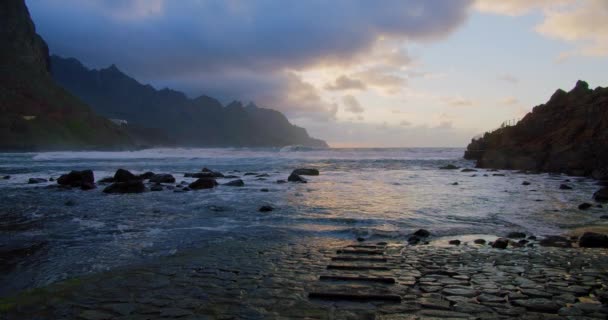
[291,168,319,176]
[188,178,217,190]
[138,172,155,180]
[413,229,430,238]
[2,175,10,179]
[80,182,96,190]
[559,184,573,190]
[201,168,224,178]
[461,168,476,172]
[184,172,220,178]
[474,239,486,244]
[448,240,461,245]
[439,164,459,170]
[492,238,509,249]
[578,203,592,210]
[578,232,608,248]
[28,178,47,184]
[276,180,287,184]
[539,235,572,248]
[288,173,307,183]
[224,179,244,187]
[149,174,175,184]
[114,169,138,182]
[150,185,163,192]
[57,170,95,188]
[103,180,145,194]
[522,181,531,185]
[259,205,274,212]
[407,236,421,245]
[507,232,526,239]
[593,187,608,202]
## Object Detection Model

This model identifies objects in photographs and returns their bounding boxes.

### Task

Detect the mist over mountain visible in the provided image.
[50,56,328,148]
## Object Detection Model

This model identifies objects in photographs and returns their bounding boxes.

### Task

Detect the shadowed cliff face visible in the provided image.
[50,56,328,148]
[0,0,134,151]
[465,80,608,177]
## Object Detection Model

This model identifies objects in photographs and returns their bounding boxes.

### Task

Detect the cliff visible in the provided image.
[50,56,328,148]
[0,0,134,151]
[464,81,608,178]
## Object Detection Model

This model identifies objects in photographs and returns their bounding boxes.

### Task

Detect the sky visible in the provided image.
[27,0,608,147]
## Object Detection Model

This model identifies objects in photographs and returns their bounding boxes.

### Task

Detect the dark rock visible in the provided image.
[492,238,509,249]
[98,176,114,183]
[448,240,461,245]
[291,168,319,176]
[439,164,459,170]
[259,205,273,212]
[522,181,531,185]
[507,232,526,239]
[223,175,239,179]
[579,232,608,248]
[188,178,217,190]
[28,178,47,184]
[527,235,537,240]
[492,173,505,176]
[103,180,145,194]
[539,235,572,248]
[413,229,430,238]
[288,173,307,183]
[243,172,257,176]
[600,215,608,219]
[356,237,365,242]
[255,173,270,177]
[407,236,421,245]
[138,171,155,180]
[578,203,592,210]
[184,172,220,178]
[560,184,573,190]
[114,169,138,182]
[518,239,529,245]
[150,185,163,192]
[48,177,54,181]
[224,179,244,187]
[460,168,476,172]
[57,170,94,188]
[80,182,96,190]
[276,180,287,184]
[473,239,486,244]
[2,175,10,179]
[598,204,603,208]
[512,298,561,313]
[593,187,608,202]
[451,182,459,185]
[149,174,175,184]
[260,188,269,192]
[201,168,224,177]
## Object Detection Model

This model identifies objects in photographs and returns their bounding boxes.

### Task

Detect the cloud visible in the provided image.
[435,121,453,129]
[497,74,519,84]
[474,0,573,16]
[500,97,519,106]
[342,95,365,114]
[324,75,367,91]
[28,0,473,119]
[399,120,412,126]
[442,96,475,107]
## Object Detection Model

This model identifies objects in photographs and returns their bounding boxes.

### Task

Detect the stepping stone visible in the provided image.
[337,249,384,255]
[327,265,390,271]
[331,257,388,262]
[308,292,401,302]
[319,275,396,284]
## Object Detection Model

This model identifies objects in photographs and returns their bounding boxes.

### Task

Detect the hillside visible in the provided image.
[464,80,608,178]
[0,0,134,151]
[50,56,328,148]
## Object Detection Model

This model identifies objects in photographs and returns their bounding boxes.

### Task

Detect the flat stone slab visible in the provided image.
[308,292,402,302]
[337,249,385,255]
[319,275,396,284]
[327,265,390,271]
[331,256,388,262]
[512,298,562,313]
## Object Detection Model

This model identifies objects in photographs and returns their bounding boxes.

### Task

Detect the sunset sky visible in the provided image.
[28,0,608,147]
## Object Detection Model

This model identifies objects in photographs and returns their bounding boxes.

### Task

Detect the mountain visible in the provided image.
[0,0,135,151]
[464,80,608,178]
[50,56,328,148]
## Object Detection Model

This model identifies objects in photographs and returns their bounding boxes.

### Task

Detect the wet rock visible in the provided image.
[288,173,307,183]
[243,172,257,176]
[57,170,95,189]
[291,168,319,176]
[492,173,505,176]
[442,288,478,297]
[150,185,163,192]
[522,181,531,185]
[507,232,526,239]
[188,178,217,190]
[439,164,459,170]
[407,236,421,245]
[28,178,47,184]
[560,184,573,190]
[255,173,270,178]
[202,167,224,177]
[2,175,9,179]
[103,180,145,194]
[579,232,608,248]
[259,205,273,212]
[413,229,430,238]
[184,172,220,178]
[138,171,155,180]
[578,202,592,210]
[512,298,561,313]
[492,238,509,249]
[518,239,529,245]
[461,168,476,172]
[474,239,486,244]
[149,174,175,184]
[539,235,572,248]
[223,179,244,187]
[357,237,365,242]
[448,239,461,245]
[527,235,537,240]
[276,179,286,184]
[593,187,608,202]
[80,181,96,190]
[114,168,139,182]
[48,177,54,181]
[600,215,608,219]
[451,182,459,185]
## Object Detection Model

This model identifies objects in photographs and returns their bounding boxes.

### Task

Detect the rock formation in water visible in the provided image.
[0,0,135,151]
[50,56,328,148]
[464,81,608,178]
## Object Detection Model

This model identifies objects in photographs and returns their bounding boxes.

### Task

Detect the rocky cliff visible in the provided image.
[50,56,328,148]
[464,81,608,178]
[0,0,137,151]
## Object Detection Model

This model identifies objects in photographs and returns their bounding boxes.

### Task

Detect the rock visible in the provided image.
[593,187,608,202]
[522,181,531,185]
[291,168,319,176]
[492,238,509,249]
[98,176,114,183]
[188,178,218,190]
[149,174,175,184]
[492,173,505,176]
[539,235,572,248]
[560,184,573,190]
[527,235,537,240]
[288,173,307,183]
[448,239,461,245]
[256,173,270,177]
[224,179,244,187]
[507,232,526,239]
[451,182,459,185]
[57,170,95,188]
[600,215,608,219]
[578,202,592,210]
[407,236,421,245]
[276,179,287,184]
[259,205,273,212]
[114,169,138,182]
[461,168,476,172]
[413,229,430,238]
[260,188,269,192]
[442,288,478,297]
[138,171,155,180]
[103,180,145,194]
[512,298,561,313]
[184,172,220,178]
[356,237,365,242]
[28,178,47,184]
[49,177,54,181]
[579,232,608,248]
[200,168,224,177]
[2,175,10,179]
[439,164,459,170]
[474,239,486,244]
[150,185,163,192]
[64,200,76,206]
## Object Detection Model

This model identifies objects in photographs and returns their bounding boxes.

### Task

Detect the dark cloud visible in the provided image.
[342,95,365,114]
